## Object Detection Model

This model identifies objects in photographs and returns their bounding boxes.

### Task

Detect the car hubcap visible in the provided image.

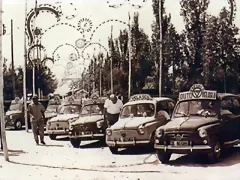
[16,121,21,129]
[214,143,221,157]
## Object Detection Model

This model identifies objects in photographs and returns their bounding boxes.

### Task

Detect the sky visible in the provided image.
[2,0,240,84]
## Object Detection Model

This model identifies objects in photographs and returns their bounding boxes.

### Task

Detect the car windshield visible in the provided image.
[59,105,80,114]
[45,105,59,113]
[9,103,23,111]
[121,103,155,118]
[80,104,103,116]
[173,100,218,117]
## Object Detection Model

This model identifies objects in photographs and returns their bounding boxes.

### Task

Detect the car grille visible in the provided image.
[112,130,139,141]
[48,121,69,131]
[164,132,202,145]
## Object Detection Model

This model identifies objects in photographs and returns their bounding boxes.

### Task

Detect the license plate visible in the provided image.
[171,141,188,146]
[119,138,131,142]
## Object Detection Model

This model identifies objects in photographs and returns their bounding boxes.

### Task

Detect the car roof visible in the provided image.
[124,97,173,106]
[217,93,240,99]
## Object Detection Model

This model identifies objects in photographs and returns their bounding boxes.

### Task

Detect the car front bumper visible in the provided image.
[69,133,105,140]
[154,144,212,154]
[106,139,151,147]
[46,129,69,136]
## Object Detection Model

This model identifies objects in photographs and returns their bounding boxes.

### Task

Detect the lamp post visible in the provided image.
[158,0,163,97]
[108,1,144,99]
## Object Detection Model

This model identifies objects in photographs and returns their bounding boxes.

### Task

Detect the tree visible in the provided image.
[180,0,209,85]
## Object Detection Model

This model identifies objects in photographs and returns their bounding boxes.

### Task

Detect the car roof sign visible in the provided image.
[129,94,153,102]
[179,84,217,101]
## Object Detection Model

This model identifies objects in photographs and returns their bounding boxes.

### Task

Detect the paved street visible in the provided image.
[0,130,240,180]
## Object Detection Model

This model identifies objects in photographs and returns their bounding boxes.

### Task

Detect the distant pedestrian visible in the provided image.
[28,94,46,145]
[104,94,123,127]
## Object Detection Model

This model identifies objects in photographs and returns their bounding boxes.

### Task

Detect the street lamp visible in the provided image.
[108,1,144,99]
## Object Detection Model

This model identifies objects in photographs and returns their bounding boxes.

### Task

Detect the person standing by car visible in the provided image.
[103,91,111,119]
[104,94,123,127]
[28,95,46,145]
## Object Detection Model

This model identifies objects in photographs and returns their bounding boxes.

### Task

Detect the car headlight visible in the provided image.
[199,129,208,138]
[155,128,164,138]
[10,115,13,119]
[106,128,112,136]
[96,120,104,128]
[47,121,51,126]
[138,124,145,134]
[69,125,74,131]
[69,118,77,123]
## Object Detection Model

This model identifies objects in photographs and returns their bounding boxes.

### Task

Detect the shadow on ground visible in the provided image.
[0,149,27,157]
[117,146,155,155]
[168,146,240,167]
[80,140,107,149]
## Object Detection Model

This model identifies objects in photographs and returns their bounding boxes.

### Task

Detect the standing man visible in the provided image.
[28,94,46,145]
[104,94,123,127]
[103,91,111,119]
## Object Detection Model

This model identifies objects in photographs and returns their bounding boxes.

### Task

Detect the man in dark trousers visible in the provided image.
[28,94,46,145]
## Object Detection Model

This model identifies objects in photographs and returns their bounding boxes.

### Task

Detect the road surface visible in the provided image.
[0,130,240,180]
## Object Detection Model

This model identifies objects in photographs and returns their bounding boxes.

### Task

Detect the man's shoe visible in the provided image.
[36,141,39,145]
[40,141,46,145]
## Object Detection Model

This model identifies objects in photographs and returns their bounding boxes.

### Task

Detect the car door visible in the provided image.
[230,96,240,139]
[220,97,236,142]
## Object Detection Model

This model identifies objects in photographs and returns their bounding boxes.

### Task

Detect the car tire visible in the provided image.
[156,150,171,164]
[49,134,57,140]
[70,138,81,148]
[14,119,22,130]
[208,140,222,163]
[109,147,118,154]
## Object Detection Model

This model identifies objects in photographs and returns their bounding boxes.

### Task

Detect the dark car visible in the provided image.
[68,97,107,148]
[154,84,240,164]
[5,97,31,130]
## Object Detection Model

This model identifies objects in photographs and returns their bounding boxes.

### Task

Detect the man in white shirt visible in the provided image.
[104,94,123,127]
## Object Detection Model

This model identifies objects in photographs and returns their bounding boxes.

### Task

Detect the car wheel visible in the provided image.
[208,140,221,163]
[156,150,171,164]
[70,138,81,148]
[14,119,22,130]
[109,147,118,154]
[49,134,57,140]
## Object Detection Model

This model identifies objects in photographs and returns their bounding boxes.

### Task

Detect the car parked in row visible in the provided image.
[106,94,175,154]
[69,94,107,148]
[46,96,81,140]
[154,84,240,164]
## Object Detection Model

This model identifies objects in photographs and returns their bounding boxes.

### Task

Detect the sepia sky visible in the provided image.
[2,0,240,82]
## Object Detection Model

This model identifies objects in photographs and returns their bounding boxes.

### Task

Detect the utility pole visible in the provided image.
[11,20,16,98]
[110,25,113,94]
[128,12,132,99]
[0,0,9,161]
[23,0,28,132]
[158,0,163,97]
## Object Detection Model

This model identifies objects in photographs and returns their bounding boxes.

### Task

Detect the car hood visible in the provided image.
[6,110,21,116]
[71,115,104,125]
[163,116,219,132]
[44,112,57,119]
[111,117,155,130]
[49,114,79,122]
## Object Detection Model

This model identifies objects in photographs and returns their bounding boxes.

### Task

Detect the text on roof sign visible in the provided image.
[179,84,217,101]
[129,94,153,101]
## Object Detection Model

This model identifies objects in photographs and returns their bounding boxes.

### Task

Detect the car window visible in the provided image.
[157,101,168,112]
[220,98,234,115]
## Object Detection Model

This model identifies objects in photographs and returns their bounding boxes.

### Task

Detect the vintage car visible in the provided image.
[44,96,62,125]
[5,97,31,130]
[69,94,107,148]
[106,94,175,154]
[154,84,240,164]
[46,96,82,140]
